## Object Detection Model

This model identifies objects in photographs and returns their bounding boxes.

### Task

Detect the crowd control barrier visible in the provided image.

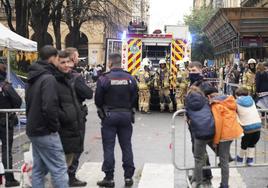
[171,109,268,187]
[0,108,27,186]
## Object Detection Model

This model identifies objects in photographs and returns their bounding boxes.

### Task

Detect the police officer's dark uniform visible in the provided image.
[0,59,22,187]
[95,60,137,187]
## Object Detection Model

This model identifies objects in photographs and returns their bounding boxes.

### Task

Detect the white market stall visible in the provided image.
[0,23,37,81]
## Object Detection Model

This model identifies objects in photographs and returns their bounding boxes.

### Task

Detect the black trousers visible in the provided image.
[241,131,260,150]
[68,129,84,178]
[68,116,86,178]
[0,124,15,181]
[101,111,135,179]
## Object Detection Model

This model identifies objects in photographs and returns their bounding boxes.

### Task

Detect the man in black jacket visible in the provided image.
[26,45,68,188]
[65,47,93,187]
[0,58,22,187]
[55,51,83,167]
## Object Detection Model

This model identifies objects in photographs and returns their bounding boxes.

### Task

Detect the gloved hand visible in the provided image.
[97,108,105,120]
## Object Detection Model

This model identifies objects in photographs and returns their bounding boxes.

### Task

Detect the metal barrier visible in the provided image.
[171,109,268,187]
[0,109,26,182]
[202,78,240,95]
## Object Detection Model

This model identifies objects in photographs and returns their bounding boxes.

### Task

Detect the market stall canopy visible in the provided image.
[0,23,37,51]
[203,8,268,55]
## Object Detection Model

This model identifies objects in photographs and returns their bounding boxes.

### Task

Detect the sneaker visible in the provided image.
[236,155,243,163]
[97,178,115,187]
[246,158,254,166]
[69,177,87,187]
[5,179,20,187]
[125,178,134,187]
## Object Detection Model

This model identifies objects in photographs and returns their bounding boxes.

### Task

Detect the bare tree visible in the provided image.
[1,0,15,31]
[63,0,130,48]
[51,0,64,49]
[1,0,130,50]
[15,0,29,38]
[1,0,30,37]
[29,0,64,49]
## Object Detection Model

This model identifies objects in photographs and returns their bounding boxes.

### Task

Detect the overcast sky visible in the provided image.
[149,0,193,32]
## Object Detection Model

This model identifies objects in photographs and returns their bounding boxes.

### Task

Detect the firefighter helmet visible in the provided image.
[248,58,256,64]
[176,60,185,71]
[183,57,190,63]
[176,60,183,65]
[159,59,166,65]
[141,58,150,67]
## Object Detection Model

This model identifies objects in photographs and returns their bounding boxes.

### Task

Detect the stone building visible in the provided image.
[241,0,268,7]
[194,0,242,8]
[0,0,149,65]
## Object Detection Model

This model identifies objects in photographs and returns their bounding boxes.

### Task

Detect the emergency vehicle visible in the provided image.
[106,26,191,89]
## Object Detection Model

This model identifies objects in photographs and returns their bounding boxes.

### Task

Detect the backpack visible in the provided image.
[186,92,215,140]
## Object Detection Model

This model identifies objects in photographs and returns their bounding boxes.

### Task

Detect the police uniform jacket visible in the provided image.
[95,68,137,110]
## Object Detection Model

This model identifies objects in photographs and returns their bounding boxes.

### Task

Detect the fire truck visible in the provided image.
[105,25,191,89]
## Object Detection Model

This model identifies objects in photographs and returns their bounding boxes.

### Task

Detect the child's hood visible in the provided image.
[211,95,237,111]
[236,96,254,107]
[186,93,206,111]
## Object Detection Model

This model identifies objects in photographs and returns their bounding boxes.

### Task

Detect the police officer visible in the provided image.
[0,58,22,187]
[154,59,173,112]
[243,58,256,96]
[175,60,189,110]
[95,53,137,187]
[136,58,151,113]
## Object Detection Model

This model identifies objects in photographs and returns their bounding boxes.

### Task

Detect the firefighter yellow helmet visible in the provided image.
[141,58,150,67]
[176,60,185,70]
[248,58,256,64]
[176,60,183,65]
[159,59,166,65]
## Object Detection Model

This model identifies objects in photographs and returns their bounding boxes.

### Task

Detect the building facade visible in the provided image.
[222,0,241,7]
[193,0,213,9]
[0,0,149,65]
[194,0,242,8]
[242,0,268,7]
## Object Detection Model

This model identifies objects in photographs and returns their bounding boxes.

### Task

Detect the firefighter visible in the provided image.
[243,58,256,96]
[154,59,173,112]
[136,58,151,113]
[175,60,189,110]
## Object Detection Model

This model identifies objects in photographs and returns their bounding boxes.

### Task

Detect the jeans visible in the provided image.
[218,141,232,186]
[194,138,213,186]
[0,124,15,181]
[29,133,68,188]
